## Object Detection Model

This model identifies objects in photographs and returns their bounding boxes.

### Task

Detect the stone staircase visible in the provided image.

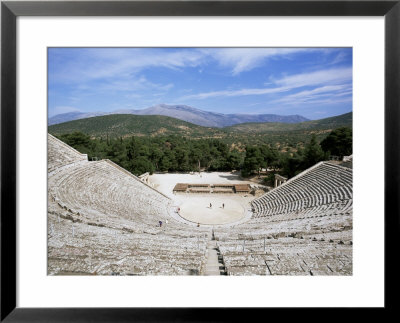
[204,230,227,275]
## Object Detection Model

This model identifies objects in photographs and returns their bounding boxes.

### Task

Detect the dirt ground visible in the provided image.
[149,172,257,225]
[179,196,246,225]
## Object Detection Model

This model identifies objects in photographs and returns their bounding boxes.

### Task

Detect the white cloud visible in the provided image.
[180,86,290,100]
[179,67,352,101]
[50,48,206,84]
[204,48,333,75]
[274,67,352,88]
[330,51,350,65]
[49,48,352,115]
[271,84,351,103]
[98,76,174,93]
[50,48,341,84]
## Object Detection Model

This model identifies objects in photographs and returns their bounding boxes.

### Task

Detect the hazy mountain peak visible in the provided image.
[49,104,310,127]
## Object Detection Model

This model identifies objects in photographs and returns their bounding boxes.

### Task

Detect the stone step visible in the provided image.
[203,238,226,275]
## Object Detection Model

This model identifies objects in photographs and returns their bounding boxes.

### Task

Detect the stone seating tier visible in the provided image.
[211,162,353,275]
[215,236,352,275]
[251,162,352,219]
[48,212,209,275]
[48,134,88,173]
[49,160,171,226]
[48,135,212,275]
[48,135,352,276]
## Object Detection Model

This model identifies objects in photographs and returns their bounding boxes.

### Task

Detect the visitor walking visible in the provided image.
[222,203,225,209]
[210,203,212,208]
[159,220,162,227]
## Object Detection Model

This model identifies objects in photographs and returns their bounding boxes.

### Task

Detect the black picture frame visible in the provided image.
[1,0,398,321]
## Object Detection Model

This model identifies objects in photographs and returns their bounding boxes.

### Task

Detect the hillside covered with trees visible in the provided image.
[48,114,225,139]
[49,112,352,153]
[54,126,352,181]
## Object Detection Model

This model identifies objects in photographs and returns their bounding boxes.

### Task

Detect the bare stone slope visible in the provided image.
[214,162,353,275]
[48,134,352,276]
[48,134,210,275]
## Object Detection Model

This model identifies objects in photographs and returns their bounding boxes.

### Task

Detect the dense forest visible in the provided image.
[55,126,352,184]
[49,112,352,153]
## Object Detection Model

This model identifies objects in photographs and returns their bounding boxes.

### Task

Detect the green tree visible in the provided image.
[159,155,171,172]
[259,145,280,170]
[189,148,202,171]
[105,139,126,165]
[227,149,243,170]
[130,156,154,175]
[303,134,326,168]
[282,150,304,178]
[150,146,163,170]
[58,132,90,149]
[175,148,190,171]
[242,146,264,177]
[320,127,352,158]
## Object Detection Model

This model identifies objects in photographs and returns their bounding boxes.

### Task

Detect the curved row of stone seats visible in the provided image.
[254,164,351,206]
[48,135,352,275]
[250,199,352,224]
[218,237,352,275]
[49,160,170,226]
[213,161,352,275]
[48,192,211,275]
[48,134,210,275]
[252,162,352,219]
[48,212,209,275]
[214,211,352,243]
[47,156,206,237]
[48,134,88,173]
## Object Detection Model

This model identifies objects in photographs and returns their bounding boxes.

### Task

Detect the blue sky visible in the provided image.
[48,48,352,119]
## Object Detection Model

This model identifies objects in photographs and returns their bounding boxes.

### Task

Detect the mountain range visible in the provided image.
[225,112,353,133]
[48,104,309,127]
[48,112,352,145]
